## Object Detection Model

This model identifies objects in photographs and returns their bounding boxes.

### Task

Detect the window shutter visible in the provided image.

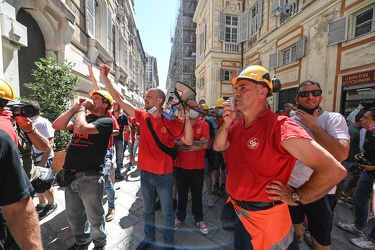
[239,11,249,43]
[115,24,120,64]
[107,7,113,53]
[219,11,226,41]
[86,0,95,38]
[257,0,263,30]
[328,16,348,46]
[204,24,207,52]
[270,0,280,17]
[123,41,128,69]
[269,53,278,69]
[219,68,225,80]
[296,36,306,59]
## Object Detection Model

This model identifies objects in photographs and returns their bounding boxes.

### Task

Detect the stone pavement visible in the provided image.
[37,157,374,249]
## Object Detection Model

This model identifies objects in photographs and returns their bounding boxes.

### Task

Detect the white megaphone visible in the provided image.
[163,81,197,120]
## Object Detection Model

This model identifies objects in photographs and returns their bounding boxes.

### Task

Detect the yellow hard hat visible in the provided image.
[89,90,114,108]
[201,103,209,110]
[231,65,277,97]
[0,79,16,101]
[215,98,225,108]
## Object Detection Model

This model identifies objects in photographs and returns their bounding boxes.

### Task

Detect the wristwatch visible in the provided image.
[291,188,304,206]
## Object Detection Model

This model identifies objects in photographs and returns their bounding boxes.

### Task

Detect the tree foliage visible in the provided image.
[24,57,79,151]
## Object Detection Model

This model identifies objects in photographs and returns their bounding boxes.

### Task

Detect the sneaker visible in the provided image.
[350,237,375,249]
[338,222,365,236]
[68,241,92,250]
[197,221,209,235]
[174,219,182,230]
[304,229,312,246]
[212,183,220,195]
[38,202,58,220]
[115,174,125,181]
[217,185,226,197]
[207,195,214,207]
[338,199,353,209]
[35,204,47,214]
[105,207,115,222]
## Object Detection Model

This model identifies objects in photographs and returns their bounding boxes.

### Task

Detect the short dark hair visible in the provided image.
[355,111,365,122]
[297,80,322,95]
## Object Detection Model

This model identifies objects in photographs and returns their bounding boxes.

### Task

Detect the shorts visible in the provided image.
[204,158,212,175]
[31,176,52,193]
[211,150,226,171]
[288,194,337,246]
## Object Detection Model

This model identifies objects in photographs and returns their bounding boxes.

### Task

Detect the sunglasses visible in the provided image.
[298,89,322,98]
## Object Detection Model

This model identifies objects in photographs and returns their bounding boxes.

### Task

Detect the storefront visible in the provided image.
[341,70,375,118]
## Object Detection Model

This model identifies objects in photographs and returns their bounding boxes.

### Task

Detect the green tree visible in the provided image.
[24,57,79,151]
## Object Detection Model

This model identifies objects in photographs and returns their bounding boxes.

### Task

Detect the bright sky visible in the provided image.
[134,1,178,91]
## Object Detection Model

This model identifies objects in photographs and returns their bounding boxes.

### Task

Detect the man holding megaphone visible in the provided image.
[100,64,193,250]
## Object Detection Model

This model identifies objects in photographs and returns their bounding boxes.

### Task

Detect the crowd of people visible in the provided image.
[2,63,375,250]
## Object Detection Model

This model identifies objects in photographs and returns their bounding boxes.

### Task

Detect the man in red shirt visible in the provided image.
[213,65,347,249]
[100,64,193,250]
[174,99,210,235]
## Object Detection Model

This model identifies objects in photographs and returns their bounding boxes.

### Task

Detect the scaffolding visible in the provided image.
[167,0,197,95]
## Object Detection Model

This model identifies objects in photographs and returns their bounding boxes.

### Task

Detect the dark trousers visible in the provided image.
[175,167,204,222]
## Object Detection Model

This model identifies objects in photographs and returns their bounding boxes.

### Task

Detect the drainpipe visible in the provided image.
[240,0,245,69]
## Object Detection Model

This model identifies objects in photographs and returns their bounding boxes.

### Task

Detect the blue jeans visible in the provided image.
[105,176,115,208]
[354,171,375,228]
[65,174,107,247]
[114,139,124,175]
[140,170,174,244]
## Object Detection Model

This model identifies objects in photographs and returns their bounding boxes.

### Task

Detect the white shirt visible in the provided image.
[32,116,55,162]
[288,111,350,194]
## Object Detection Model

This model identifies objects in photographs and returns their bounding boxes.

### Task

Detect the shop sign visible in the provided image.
[342,70,375,86]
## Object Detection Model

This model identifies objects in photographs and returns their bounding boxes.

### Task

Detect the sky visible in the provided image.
[134,1,179,91]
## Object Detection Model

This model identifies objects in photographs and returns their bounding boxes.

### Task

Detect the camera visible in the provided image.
[348,154,373,175]
[9,104,39,118]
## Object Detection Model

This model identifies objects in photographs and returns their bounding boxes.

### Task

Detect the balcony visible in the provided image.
[223,42,240,53]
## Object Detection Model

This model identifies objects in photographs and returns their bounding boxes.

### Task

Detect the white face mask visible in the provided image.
[189,109,199,119]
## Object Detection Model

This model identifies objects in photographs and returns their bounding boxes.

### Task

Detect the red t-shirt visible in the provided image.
[135,109,184,174]
[175,119,210,170]
[0,115,17,145]
[225,109,311,202]
[107,112,120,150]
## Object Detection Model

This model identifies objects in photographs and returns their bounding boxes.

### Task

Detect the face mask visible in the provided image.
[218,109,223,116]
[189,109,199,119]
[297,104,319,115]
[290,110,296,117]
[365,125,375,131]
[148,106,157,114]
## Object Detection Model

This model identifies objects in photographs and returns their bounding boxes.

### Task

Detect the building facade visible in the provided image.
[193,0,375,114]
[0,0,147,108]
[145,53,159,91]
[167,0,198,97]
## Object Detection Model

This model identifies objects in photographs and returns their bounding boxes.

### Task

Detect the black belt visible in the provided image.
[235,200,283,211]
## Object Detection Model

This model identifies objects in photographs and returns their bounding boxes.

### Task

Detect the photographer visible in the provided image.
[338,107,375,248]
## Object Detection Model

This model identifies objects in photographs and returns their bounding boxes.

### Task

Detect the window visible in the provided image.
[123,41,128,70]
[354,7,374,37]
[251,4,259,35]
[225,15,238,43]
[282,45,296,65]
[219,69,231,81]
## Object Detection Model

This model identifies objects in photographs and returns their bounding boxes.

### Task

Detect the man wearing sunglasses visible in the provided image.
[214,66,347,250]
[288,80,350,249]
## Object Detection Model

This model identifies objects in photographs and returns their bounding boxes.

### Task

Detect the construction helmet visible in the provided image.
[201,103,209,110]
[215,98,225,108]
[89,90,114,108]
[0,79,16,101]
[231,65,281,97]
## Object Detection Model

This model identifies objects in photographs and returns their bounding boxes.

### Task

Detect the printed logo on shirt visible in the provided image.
[161,127,167,133]
[247,137,259,150]
[196,127,202,134]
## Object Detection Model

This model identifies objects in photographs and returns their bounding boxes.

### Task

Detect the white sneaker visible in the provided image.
[338,222,365,236]
[350,237,375,249]
[207,195,214,207]
[197,221,209,235]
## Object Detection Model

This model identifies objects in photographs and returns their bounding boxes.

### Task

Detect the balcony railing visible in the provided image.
[223,42,240,53]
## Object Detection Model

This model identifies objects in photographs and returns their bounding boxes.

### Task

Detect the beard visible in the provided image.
[297,104,319,115]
